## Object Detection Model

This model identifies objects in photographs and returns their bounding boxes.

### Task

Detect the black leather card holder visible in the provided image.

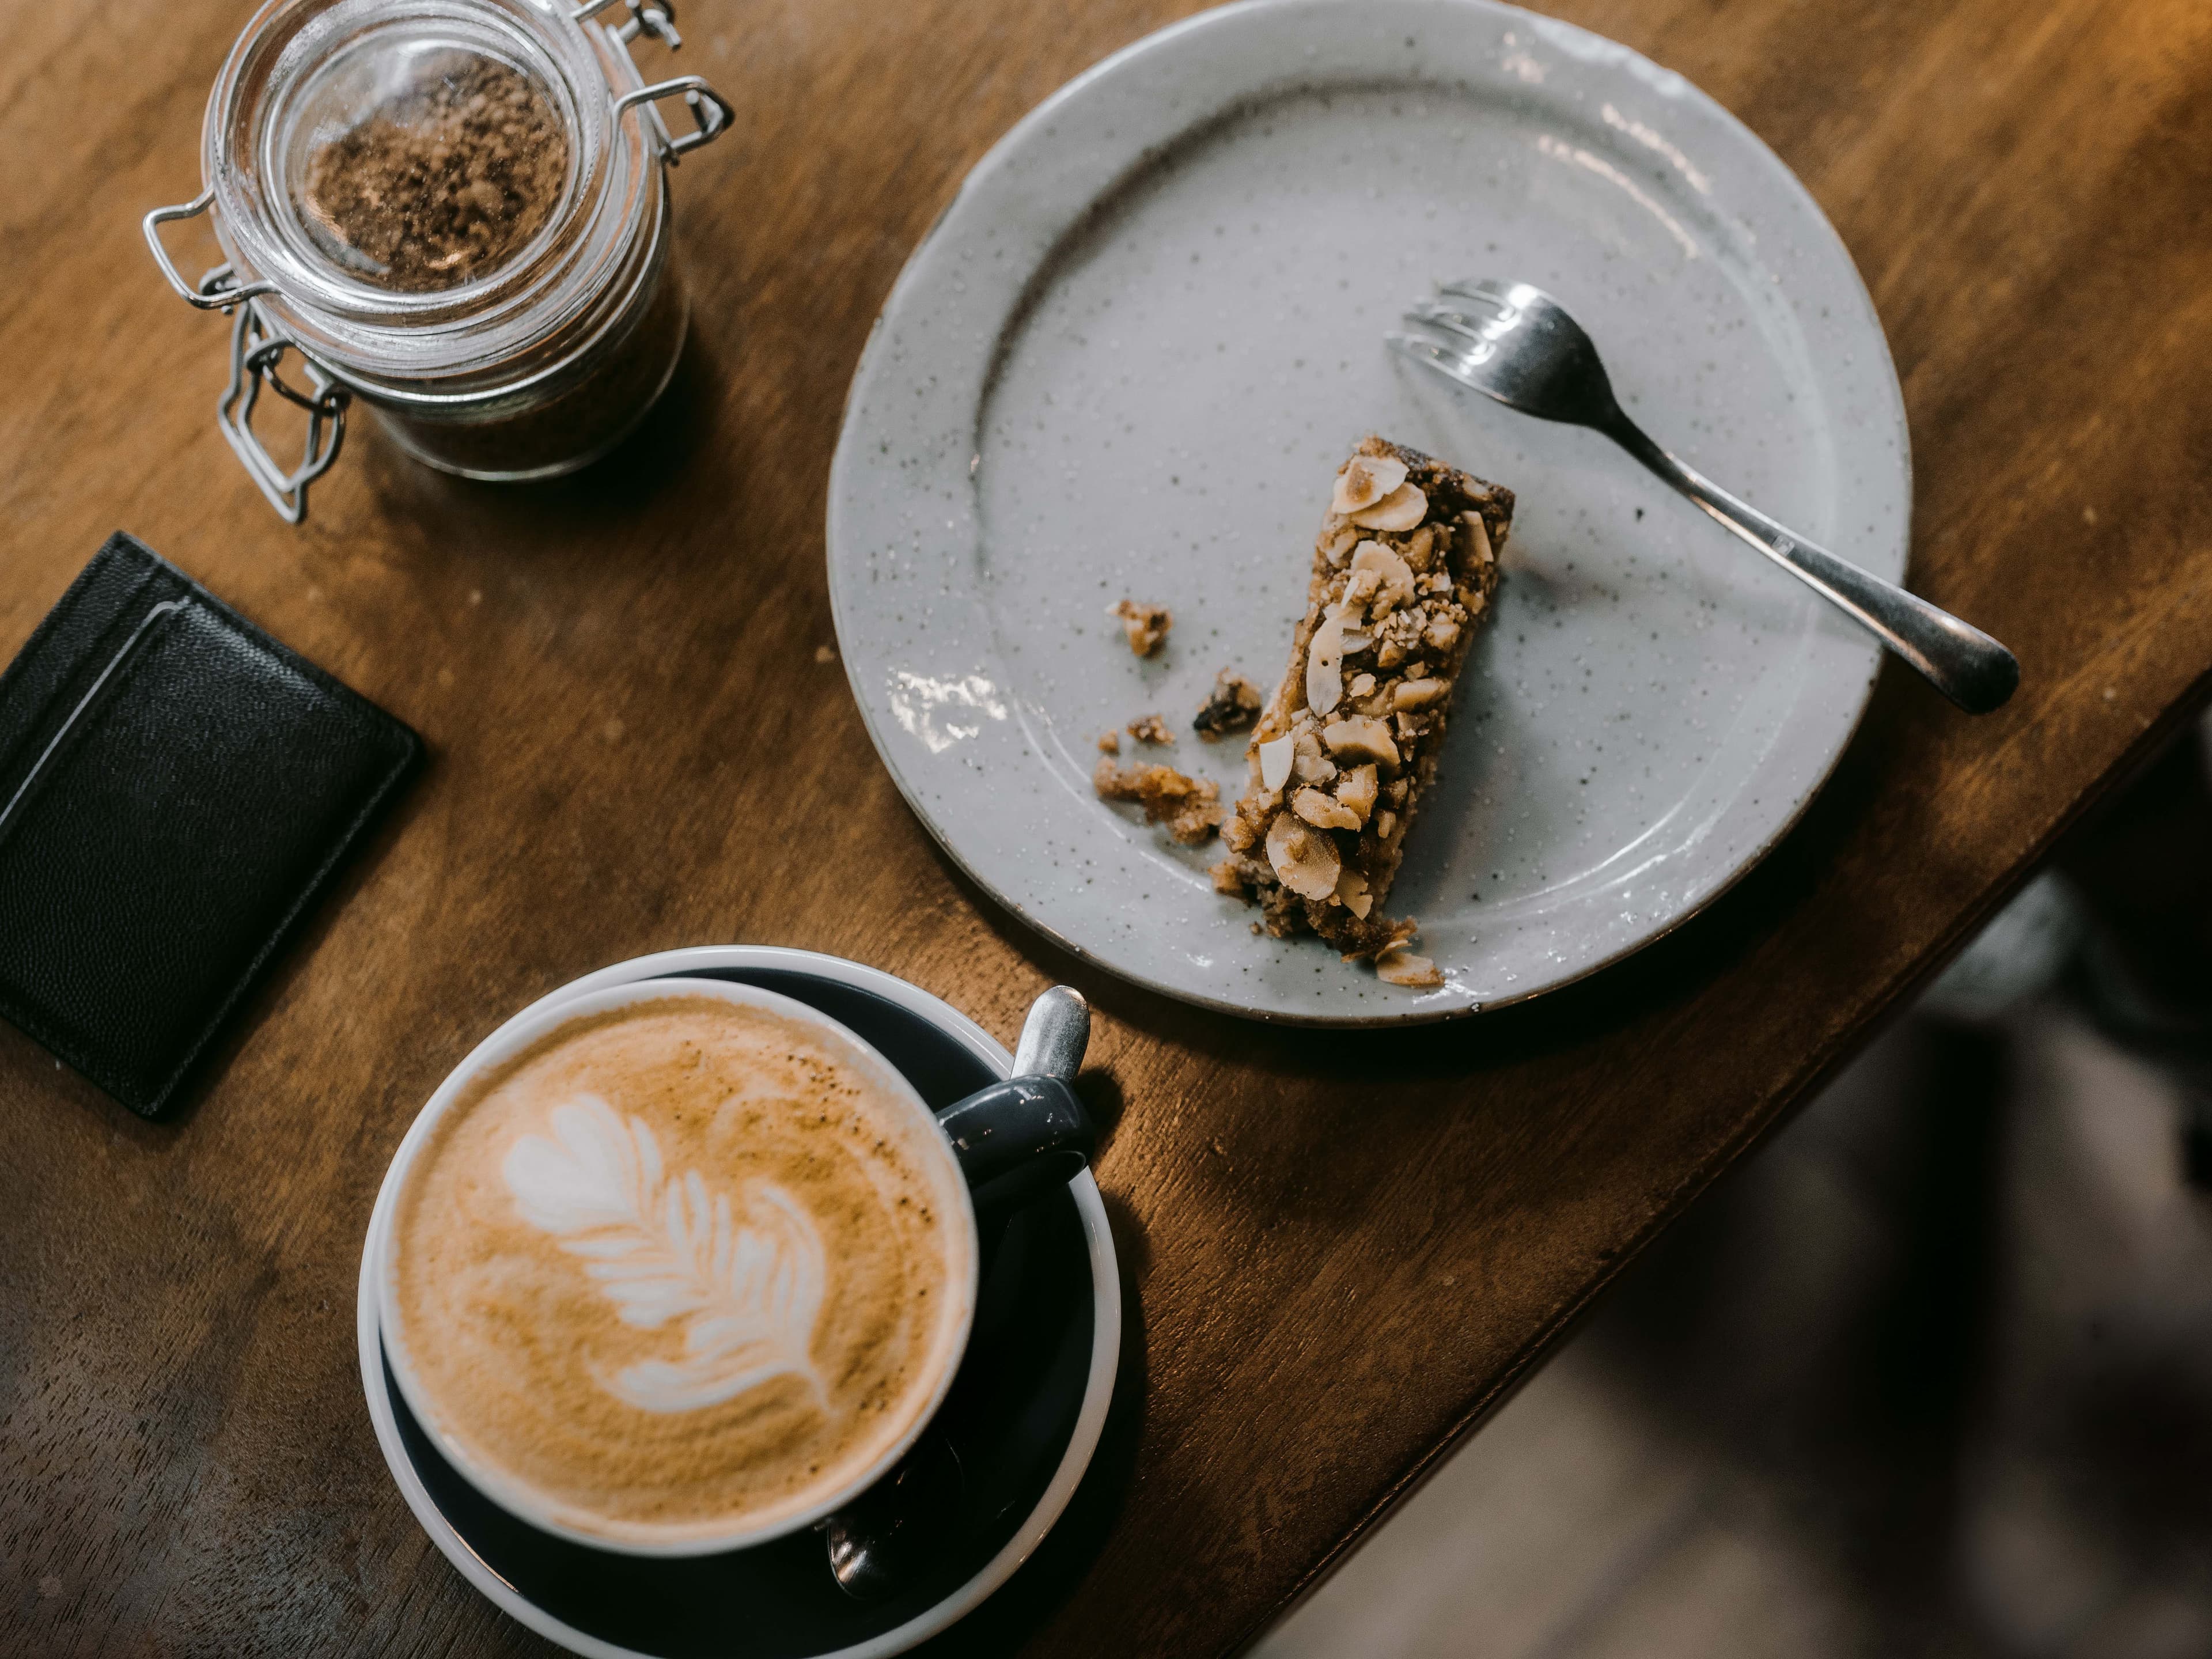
[0,533,422,1117]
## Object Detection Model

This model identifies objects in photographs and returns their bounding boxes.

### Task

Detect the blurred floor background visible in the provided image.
[1253,717,2212,1659]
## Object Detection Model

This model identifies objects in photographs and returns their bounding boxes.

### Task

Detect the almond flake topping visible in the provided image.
[1266,811,1341,900]
[1305,607,1350,715]
[1376,942,1444,988]
[1335,868,1374,919]
[1349,481,1427,532]
[1330,453,1408,516]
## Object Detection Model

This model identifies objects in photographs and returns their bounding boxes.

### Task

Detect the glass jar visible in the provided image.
[145,0,730,520]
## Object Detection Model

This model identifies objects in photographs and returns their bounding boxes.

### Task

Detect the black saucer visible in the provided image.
[376,966,1102,1658]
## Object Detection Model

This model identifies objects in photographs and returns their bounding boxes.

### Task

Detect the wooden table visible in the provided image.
[4,0,2209,1653]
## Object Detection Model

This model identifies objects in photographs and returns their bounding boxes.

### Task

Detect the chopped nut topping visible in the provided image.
[1193,669,1264,738]
[1331,453,1408,515]
[1291,725,1338,784]
[1094,758,1221,843]
[1257,732,1296,793]
[1321,525,1360,567]
[1321,715,1398,767]
[1393,678,1448,711]
[1374,808,1397,841]
[1127,713,1175,745]
[1376,941,1444,988]
[1349,540,1416,615]
[1423,616,1461,654]
[1108,599,1172,657]
[1293,786,1361,831]
[1461,510,1495,564]
[1266,810,1342,900]
[1336,763,1378,821]
[1347,672,1376,699]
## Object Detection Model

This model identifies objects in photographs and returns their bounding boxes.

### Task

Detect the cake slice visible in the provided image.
[1212,437,1510,979]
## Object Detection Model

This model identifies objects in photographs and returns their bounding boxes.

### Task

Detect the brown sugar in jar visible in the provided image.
[144,0,732,518]
[302,54,570,293]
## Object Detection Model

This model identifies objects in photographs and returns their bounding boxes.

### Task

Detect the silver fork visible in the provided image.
[1389,279,2018,713]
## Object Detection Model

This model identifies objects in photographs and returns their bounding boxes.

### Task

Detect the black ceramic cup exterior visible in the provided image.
[361,955,1118,1659]
[936,1074,1094,1215]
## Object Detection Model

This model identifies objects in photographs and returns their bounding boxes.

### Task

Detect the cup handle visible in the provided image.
[936,1074,1093,1213]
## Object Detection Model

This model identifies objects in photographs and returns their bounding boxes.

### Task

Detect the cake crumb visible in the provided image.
[1097,730,1121,754]
[1094,757,1221,844]
[813,643,836,664]
[1108,599,1172,657]
[1127,713,1175,746]
[1192,669,1264,739]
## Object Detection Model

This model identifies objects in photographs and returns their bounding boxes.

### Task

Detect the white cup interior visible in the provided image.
[374,975,982,1556]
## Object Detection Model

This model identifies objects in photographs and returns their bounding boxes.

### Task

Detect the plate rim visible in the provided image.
[827,0,1910,1025]
[354,944,1123,1659]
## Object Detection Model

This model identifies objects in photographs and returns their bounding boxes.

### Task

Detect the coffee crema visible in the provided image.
[390,994,975,1545]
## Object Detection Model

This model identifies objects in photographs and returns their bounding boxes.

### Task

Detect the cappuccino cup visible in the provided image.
[373,976,1091,1556]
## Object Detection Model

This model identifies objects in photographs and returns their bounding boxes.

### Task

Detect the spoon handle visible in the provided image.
[1603,414,2018,714]
[1011,986,1089,1081]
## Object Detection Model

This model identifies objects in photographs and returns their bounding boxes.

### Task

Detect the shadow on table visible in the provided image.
[908,1187,1152,1657]
[354,320,735,549]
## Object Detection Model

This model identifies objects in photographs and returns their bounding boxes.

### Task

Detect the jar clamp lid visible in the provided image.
[144,0,730,521]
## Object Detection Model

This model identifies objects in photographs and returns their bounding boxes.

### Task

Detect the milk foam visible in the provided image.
[502,1094,832,1414]
[391,995,975,1544]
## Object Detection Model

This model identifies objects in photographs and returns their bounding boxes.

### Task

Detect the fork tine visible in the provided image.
[1427,288,1510,322]
[1385,322,1484,387]
[1437,277,1515,308]
[1406,297,1506,347]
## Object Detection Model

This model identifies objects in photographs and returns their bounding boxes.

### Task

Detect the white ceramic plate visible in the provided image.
[827,0,1908,1024]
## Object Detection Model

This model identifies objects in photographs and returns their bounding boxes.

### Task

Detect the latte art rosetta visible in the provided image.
[389,993,976,1544]
[502,1095,830,1414]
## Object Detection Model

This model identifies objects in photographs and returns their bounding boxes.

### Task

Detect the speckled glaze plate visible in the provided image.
[826,0,1908,1024]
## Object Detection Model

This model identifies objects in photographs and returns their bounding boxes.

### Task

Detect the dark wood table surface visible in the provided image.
[5,0,2210,1653]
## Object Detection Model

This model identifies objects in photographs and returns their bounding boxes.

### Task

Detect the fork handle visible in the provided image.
[1603,415,2018,714]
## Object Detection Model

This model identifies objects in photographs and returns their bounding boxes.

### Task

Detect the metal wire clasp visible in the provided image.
[574,0,732,163]
[142,190,279,310]
[216,291,350,524]
[612,76,734,161]
[144,203,349,521]
[571,0,681,48]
